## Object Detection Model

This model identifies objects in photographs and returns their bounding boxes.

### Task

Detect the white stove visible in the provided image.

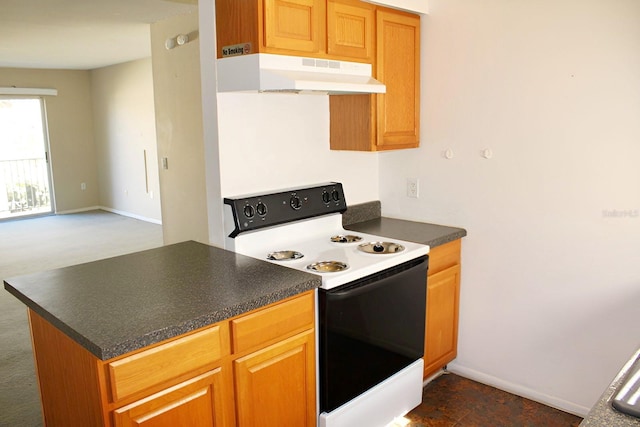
[225,213,428,290]
[223,182,429,427]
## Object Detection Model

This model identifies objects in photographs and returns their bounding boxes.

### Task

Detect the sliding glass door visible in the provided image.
[0,97,54,219]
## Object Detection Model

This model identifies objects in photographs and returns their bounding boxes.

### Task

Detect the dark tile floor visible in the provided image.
[405,373,583,427]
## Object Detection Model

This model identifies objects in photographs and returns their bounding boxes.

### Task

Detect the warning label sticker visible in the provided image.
[222,43,252,57]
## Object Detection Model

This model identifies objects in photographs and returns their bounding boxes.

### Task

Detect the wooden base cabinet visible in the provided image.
[234,331,316,427]
[28,291,316,427]
[424,240,462,378]
[113,370,226,427]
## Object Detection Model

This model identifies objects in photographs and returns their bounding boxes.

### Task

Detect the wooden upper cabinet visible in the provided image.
[216,0,326,58]
[330,7,420,151]
[216,0,377,62]
[264,0,326,54]
[376,9,420,149]
[327,0,375,61]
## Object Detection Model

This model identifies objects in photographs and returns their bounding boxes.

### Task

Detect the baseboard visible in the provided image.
[447,362,590,418]
[56,206,102,215]
[98,207,162,225]
[56,206,162,225]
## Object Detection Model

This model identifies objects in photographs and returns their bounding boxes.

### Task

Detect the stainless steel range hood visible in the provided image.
[216,53,386,95]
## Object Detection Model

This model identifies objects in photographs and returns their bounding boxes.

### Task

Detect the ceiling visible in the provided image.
[0,0,198,70]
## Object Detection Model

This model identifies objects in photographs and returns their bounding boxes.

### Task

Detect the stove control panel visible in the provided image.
[224,182,347,237]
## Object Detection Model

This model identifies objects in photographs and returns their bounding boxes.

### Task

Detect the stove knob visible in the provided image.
[243,205,255,218]
[290,196,302,210]
[256,202,267,216]
[322,191,331,204]
[331,189,341,202]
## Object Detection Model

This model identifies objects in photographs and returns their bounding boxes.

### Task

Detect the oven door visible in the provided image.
[319,255,428,413]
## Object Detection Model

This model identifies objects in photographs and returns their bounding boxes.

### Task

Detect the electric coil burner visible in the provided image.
[267,250,303,261]
[307,261,349,273]
[223,182,430,427]
[358,241,405,254]
[331,234,363,243]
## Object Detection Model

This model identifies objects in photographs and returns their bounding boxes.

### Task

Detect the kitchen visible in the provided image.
[2,0,640,425]
[202,0,640,419]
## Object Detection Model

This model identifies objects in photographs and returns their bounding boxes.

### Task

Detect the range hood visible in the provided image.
[216,53,386,95]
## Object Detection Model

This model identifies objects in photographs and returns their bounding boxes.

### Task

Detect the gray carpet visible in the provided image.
[0,210,163,426]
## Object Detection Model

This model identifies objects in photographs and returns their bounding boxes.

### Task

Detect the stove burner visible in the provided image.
[306,261,349,273]
[267,251,304,261]
[330,234,363,243]
[358,242,405,254]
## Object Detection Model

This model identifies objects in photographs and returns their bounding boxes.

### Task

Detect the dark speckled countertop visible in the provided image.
[580,348,640,426]
[343,201,467,248]
[4,241,321,361]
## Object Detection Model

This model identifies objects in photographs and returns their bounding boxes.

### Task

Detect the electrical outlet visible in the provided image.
[407,178,419,198]
[80,182,86,191]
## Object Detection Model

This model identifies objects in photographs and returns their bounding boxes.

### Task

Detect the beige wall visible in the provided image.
[151,11,209,244]
[90,59,162,223]
[0,68,98,212]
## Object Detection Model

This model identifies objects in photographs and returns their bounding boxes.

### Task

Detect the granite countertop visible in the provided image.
[343,201,467,248]
[4,241,321,361]
[580,348,640,426]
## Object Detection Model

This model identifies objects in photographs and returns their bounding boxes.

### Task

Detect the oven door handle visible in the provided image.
[325,256,428,298]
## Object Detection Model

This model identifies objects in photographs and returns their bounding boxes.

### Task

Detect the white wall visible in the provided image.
[216,93,379,204]
[198,0,225,247]
[151,12,210,245]
[91,58,162,223]
[379,0,640,416]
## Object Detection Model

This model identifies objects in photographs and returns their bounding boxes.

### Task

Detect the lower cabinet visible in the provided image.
[424,239,462,378]
[28,291,316,427]
[234,331,316,427]
[113,369,226,427]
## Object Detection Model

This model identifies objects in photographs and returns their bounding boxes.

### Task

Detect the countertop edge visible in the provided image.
[343,201,467,248]
[4,242,321,361]
[6,277,320,361]
[98,280,320,360]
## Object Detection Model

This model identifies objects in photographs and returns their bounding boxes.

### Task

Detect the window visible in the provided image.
[0,98,53,219]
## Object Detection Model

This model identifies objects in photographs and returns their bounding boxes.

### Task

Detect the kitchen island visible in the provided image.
[4,240,321,426]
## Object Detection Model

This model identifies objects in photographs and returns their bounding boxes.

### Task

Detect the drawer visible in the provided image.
[231,292,314,354]
[108,324,228,402]
[428,239,461,276]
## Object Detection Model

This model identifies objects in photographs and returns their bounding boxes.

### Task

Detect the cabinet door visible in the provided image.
[234,330,316,427]
[327,0,375,61]
[263,0,326,54]
[113,369,229,427]
[376,9,420,150]
[424,264,461,378]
